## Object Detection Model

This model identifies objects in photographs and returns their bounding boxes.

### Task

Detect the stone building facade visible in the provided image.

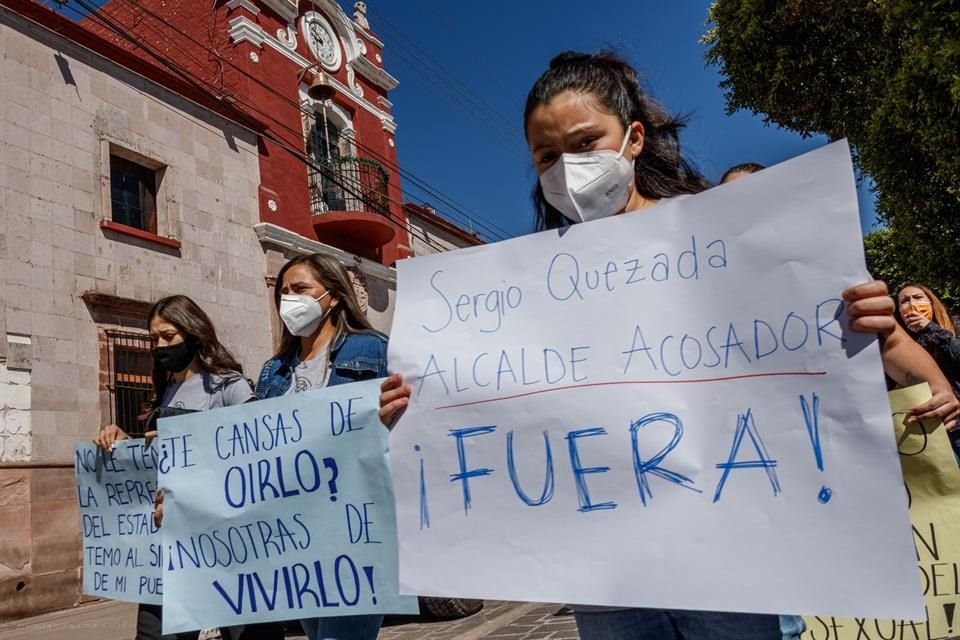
[0,1,274,619]
[405,203,484,256]
[0,0,484,620]
[85,0,412,266]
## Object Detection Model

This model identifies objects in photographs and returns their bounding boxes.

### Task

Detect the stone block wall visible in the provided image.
[0,6,274,620]
[0,339,31,462]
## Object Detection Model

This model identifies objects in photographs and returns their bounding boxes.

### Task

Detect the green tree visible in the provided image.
[704,0,960,304]
[863,229,959,307]
[862,230,907,294]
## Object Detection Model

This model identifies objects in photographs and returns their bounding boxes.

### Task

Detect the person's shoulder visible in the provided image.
[211,372,255,406]
[207,371,251,392]
[343,329,389,349]
[337,330,388,362]
[258,347,295,374]
[343,329,388,347]
[258,353,282,371]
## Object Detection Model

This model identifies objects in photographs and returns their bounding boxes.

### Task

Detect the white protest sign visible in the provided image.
[387,141,923,620]
[75,441,162,604]
[156,378,417,634]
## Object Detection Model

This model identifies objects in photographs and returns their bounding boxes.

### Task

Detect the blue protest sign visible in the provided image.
[157,378,417,633]
[75,441,163,604]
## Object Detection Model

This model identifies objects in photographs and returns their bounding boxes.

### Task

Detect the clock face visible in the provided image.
[304,15,341,71]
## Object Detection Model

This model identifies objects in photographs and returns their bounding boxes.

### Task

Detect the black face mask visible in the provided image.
[154,340,198,373]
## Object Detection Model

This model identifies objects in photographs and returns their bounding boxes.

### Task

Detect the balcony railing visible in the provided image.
[309,156,390,217]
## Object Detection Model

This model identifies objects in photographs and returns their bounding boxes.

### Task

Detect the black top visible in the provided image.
[915,322,960,400]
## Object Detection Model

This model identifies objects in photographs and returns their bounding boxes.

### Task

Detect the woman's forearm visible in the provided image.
[882,324,950,389]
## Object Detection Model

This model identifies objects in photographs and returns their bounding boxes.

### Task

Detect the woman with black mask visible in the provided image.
[95,295,253,448]
[94,294,280,640]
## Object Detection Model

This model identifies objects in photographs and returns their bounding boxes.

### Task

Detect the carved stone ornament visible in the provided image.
[353,2,370,30]
[276,24,297,51]
[346,267,370,314]
[347,66,363,97]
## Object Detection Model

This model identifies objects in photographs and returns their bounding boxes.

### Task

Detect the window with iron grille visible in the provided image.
[110,153,160,233]
[306,116,389,217]
[308,117,345,214]
[105,330,154,437]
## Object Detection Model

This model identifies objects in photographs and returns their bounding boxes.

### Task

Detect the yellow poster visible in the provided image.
[802,385,960,640]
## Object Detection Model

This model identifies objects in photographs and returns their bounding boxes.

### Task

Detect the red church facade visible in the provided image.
[0,0,485,621]
[87,0,411,264]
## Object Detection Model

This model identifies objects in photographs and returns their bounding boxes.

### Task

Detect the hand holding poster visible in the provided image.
[75,441,162,604]
[387,141,922,619]
[156,378,417,634]
[803,384,960,640]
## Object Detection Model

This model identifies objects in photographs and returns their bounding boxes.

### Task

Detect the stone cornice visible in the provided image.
[258,0,298,23]
[353,55,398,92]
[354,24,384,48]
[254,223,396,283]
[228,16,265,48]
[225,0,260,14]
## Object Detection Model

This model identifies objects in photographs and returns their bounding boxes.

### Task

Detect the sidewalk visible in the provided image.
[0,600,137,640]
[378,601,577,640]
[0,600,579,640]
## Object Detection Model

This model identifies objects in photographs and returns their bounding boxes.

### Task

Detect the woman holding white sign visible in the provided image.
[254,253,388,640]
[94,295,284,640]
[381,51,959,640]
[513,51,956,430]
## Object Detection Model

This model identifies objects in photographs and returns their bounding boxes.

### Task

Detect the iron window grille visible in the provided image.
[105,330,154,437]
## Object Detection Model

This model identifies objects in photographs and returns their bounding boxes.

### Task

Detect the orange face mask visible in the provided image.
[904,302,933,320]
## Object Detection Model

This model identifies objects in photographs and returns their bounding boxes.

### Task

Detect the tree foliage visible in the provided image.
[704,0,960,306]
[864,229,959,307]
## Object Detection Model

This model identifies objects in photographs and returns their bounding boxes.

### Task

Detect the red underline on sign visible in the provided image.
[432,371,829,410]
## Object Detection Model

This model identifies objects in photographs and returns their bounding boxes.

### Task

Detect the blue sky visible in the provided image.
[59,0,880,240]
[370,0,881,240]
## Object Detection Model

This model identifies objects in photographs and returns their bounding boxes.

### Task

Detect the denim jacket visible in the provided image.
[255,330,388,399]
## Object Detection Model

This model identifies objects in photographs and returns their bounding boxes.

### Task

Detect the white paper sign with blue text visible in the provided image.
[75,441,163,604]
[388,141,923,620]
[157,378,417,633]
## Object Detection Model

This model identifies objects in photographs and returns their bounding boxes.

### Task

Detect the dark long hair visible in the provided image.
[524,51,710,231]
[720,162,766,184]
[273,253,374,359]
[147,295,244,410]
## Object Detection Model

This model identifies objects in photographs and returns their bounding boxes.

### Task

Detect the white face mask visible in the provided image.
[539,128,635,224]
[279,291,332,337]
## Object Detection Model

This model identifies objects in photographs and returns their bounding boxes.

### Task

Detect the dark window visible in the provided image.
[306,116,389,217]
[110,155,158,232]
[310,117,342,165]
[105,330,154,437]
[308,117,348,213]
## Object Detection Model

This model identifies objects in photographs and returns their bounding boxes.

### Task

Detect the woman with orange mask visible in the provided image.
[897,284,960,400]
[897,284,960,462]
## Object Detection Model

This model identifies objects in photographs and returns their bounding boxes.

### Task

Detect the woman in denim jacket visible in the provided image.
[255,253,386,640]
